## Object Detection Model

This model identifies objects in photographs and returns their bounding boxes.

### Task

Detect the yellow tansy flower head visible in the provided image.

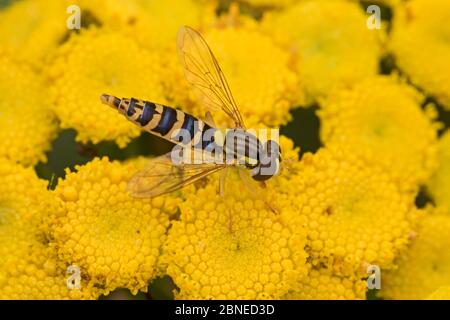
[109,0,219,110]
[0,159,98,299]
[0,55,58,166]
[175,25,304,128]
[288,146,413,276]
[52,157,179,295]
[0,0,160,68]
[427,130,450,209]
[163,142,308,299]
[390,0,450,109]
[318,75,439,191]
[262,0,383,100]
[381,206,450,300]
[117,0,211,51]
[285,267,367,300]
[0,0,69,68]
[48,28,169,148]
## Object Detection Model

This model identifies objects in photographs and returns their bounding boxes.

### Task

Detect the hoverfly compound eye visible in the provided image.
[265,140,281,160]
[266,140,281,176]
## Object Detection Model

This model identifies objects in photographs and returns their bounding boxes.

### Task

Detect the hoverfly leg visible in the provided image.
[219,167,228,197]
[237,168,279,214]
[217,168,234,233]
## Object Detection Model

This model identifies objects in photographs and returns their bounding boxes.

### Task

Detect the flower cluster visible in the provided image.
[390,0,450,109]
[52,157,179,295]
[381,206,450,300]
[283,146,414,277]
[164,179,308,299]
[262,0,383,101]
[0,54,58,166]
[0,159,98,299]
[48,28,169,147]
[162,146,309,299]
[427,131,450,210]
[179,26,305,128]
[0,0,449,301]
[118,0,210,51]
[285,268,367,300]
[0,0,69,68]
[318,75,439,191]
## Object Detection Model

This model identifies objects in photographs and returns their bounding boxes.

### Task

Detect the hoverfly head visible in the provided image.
[250,139,281,181]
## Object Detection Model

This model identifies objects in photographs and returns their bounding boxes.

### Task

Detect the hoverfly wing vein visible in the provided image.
[176,26,246,129]
[127,152,227,198]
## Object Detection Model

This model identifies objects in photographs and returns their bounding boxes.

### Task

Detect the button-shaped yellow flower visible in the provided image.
[170,25,304,128]
[318,75,439,191]
[286,146,413,276]
[390,0,450,109]
[0,54,58,166]
[52,157,179,295]
[381,206,450,300]
[0,159,98,299]
[285,268,367,300]
[118,0,210,51]
[262,0,383,100]
[163,138,308,299]
[48,28,169,148]
[0,0,69,68]
[427,130,450,210]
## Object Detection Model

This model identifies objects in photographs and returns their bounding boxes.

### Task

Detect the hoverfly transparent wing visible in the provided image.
[177,26,246,129]
[236,167,279,214]
[128,152,226,198]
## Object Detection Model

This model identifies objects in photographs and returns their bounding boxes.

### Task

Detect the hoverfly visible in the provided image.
[101,26,281,204]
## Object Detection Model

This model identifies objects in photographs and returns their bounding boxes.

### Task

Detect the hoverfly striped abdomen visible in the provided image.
[101,94,218,152]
